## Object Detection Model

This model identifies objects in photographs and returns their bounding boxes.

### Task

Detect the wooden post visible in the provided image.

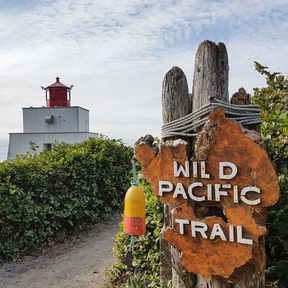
[161,42,229,288]
[192,40,229,110]
[192,41,265,288]
[192,42,228,288]
[161,40,265,288]
[134,40,271,288]
[161,66,193,288]
[162,66,191,124]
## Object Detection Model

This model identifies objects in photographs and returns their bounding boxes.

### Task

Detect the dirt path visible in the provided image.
[0,214,121,288]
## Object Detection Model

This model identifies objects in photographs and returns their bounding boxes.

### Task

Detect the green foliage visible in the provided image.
[253,62,288,287]
[0,137,132,263]
[107,180,164,288]
[254,61,288,165]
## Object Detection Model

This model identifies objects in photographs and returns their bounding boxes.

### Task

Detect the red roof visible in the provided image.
[44,77,71,90]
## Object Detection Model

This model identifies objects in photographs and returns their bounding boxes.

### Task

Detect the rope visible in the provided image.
[162,98,262,139]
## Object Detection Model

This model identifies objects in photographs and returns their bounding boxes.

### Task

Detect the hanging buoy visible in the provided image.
[124,159,146,236]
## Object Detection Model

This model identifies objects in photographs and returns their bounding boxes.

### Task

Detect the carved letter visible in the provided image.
[191,221,208,239]
[210,223,227,241]
[237,226,253,245]
[174,161,190,177]
[240,186,261,205]
[173,183,188,199]
[188,182,205,202]
[219,162,238,179]
[175,218,190,234]
[159,180,173,196]
[214,184,229,201]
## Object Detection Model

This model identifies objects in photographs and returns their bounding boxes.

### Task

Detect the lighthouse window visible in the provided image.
[43,143,52,151]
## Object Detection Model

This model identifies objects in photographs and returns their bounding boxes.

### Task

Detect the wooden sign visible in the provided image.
[135,108,279,278]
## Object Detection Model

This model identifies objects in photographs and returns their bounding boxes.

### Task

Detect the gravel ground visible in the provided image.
[0,214,121,288]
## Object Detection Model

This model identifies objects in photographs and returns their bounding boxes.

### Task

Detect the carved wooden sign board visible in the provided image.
[135,108,279,278]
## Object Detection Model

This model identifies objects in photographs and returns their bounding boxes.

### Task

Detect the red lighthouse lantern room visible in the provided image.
[41,77,73,107]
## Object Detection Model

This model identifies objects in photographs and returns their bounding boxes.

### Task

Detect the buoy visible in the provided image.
[124,159,146,236]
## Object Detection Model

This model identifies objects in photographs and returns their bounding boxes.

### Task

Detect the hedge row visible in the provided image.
[0,137,133,262]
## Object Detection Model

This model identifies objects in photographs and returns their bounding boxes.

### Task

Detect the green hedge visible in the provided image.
[0,137,132,262]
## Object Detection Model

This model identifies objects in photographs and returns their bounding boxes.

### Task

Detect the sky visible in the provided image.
[0,0,288,161]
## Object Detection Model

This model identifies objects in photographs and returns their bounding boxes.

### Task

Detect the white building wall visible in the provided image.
[78,107,89,132]
[7,132,99,160]
[23,107,89,133]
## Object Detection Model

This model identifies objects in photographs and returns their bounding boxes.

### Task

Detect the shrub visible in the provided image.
[253,62,288,287]
[0,137,132,262]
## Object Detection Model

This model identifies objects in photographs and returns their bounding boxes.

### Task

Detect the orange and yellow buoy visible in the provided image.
[124,160,146,236]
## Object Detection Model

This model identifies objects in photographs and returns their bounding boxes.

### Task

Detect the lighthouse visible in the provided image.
[42,76,72,107]
[7,77,98,159]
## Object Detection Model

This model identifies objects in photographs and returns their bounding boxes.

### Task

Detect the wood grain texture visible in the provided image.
[192,40,229,111]
[160,65,192,288]
[162,66,191,124]
[190,40,264,288]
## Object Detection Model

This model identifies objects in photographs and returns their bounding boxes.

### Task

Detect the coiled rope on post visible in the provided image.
[161,98,262,139]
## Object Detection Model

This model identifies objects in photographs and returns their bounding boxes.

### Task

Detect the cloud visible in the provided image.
[0,0,287,160]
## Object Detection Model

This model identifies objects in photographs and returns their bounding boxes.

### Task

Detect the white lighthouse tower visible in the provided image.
[7,77,98,159]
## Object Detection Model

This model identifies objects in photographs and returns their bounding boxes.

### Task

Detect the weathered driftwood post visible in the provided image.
[161,40,230,288]
[193,41,229,288]
[161,66,193,288]
[192,40,229,110]
[192,41,265,288]
[135,40,279,288]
